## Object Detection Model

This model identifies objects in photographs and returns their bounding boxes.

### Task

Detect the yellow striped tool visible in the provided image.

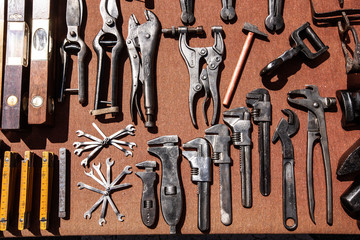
[39,151,53,230]
[18,151,34,230]
[0,151,18,231]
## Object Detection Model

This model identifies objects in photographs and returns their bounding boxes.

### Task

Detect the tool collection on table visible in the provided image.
[0,0,358,236]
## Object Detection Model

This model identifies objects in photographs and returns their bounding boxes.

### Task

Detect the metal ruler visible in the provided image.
[39,151,53,230]
[18,151,34,230]
[58,148,66,218]
[0,151,18,231]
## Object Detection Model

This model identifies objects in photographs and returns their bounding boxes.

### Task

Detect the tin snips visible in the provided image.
[288,85,336,226]
[90,0,125,117]
[60,0,88,105]
[126,10,161,128]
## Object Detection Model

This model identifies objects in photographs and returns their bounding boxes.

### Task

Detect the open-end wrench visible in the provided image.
[110,166,132,188]
[81,145,104,167]
[110,140,137,149]
[92,122,107,139]
[106,158,114,186]
[93,163,108,186]
[73,142,102,148]
[78,182,107,195]
[76,130,103,143]
[110,183,132,191]
[109,124,136,139]
[265,0,284,32]
[221,0,236,21]
[106,195,124,222]
[99,197,108,226]
[111,142,133,157]
[74,144,100,156]
[84,196,105,219]
[85,169,107,188]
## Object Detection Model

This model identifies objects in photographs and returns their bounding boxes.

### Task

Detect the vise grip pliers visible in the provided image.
[179,26,224,128]
[288,85,336,226]
[126,10,161,128]
[91,0,125,117]
[60,0,87,105]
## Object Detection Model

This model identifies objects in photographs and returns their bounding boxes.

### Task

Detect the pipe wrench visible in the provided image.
[91,0,125,117]
[127,10,161,128]
[288,85,336,226]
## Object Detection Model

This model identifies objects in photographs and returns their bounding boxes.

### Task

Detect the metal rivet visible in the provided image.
[70,31,76,37]
[7,95,18,107]
[313,102,319,108]
[145,33,150,38]
[31,96,44,108]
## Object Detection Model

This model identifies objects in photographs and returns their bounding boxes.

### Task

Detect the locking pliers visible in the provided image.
[91,0,125,116]
[288,85,336,226]
[60,0,87,105]
[126,10,161,128]
[179,26,224,127]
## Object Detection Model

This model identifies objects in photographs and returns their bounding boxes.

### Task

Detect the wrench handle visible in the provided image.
[283,158,298,231]
[198,182,210,232]
[259,121,271,196]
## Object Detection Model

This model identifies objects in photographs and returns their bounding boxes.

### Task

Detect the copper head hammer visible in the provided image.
[223,23,268,107]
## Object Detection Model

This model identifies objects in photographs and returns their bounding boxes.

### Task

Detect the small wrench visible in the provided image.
[111,142,133,157]
[106,158,114,186]
[81,145,104,167]
[73,142,101,148]
[93,163,108,186]
[74,144,100,156]
[265,0,284,32]
[84,196,105,219]
[110,166,132,188]
[85,169,107,188]
[78,182,107,195]
[99,197,108,226]
[110,140,137,149]
[106,195,124,222]
[76,130,103,143]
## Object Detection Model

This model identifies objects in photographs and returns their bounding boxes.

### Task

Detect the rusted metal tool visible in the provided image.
[288,85,336,226]
[91,0,125,117]
[336,90,360,130]
[135,161,158,228]
[28,0,55,125]
[1,0,30,130]
[180,0,195,25]
[127,10,161,128]
[223,23,268,107]
[221,0,236,21]
[272,109,299,231]
[265,0,284,33]
[59,0,87,105]
[147,135,183,234]
[223,107,253,208]
[246,88,272,196]
[183,138,212,232]
[260,22,328,77]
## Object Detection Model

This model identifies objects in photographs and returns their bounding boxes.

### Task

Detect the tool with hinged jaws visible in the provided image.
[288,85,336,226]
[179,0,195,25]
[223,107,253,208]
[147,135,183,234]
[40,151,54,230]
[260,22,329,77]
[223,23,268,107]
[183,138,212,232]
[18,151,34,230]
[265,0,284,33]
[272,109,299,231]
[28,0,55,125]
[0,151,18,231]
[220,0,236,21]
[90,0,125,117]
[162,26,224,127]
[246,88,272,197]
[205,124,232,226]
[127,10,161,128]
[135,161,158,228]
[1,0,30,130]
[59,0,87,105]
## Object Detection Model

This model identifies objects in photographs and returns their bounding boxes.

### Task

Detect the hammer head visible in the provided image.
[243,22,268,39]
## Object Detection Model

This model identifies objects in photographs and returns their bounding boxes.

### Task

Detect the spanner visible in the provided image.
[84,196,105,219]
[75,145,100,156]
[77,182,107,195]
[221,0,236,21]
[85,169,107,188]
[265,0,284,32]
[81,145,104,167]
[93,163,108,185]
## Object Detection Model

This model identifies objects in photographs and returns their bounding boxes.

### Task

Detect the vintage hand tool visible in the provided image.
[221,0,236,21]
[59,148,67,218]
[260,22,329,77]
[28,0,55,125]
[223,23,268,107]
[135,161,158,228]
[246,88,272,196]
[18,151,34,230]
[288,85,336,225]
[223,107,253,208]
[40,151,54,230]
[127,10,161,128]
[179,0,195,25]
[78,159,132,225]
[272,109,299,231]
[183,138,212,232]
[0,152,18,231]
[0,0,5,116]
[91,0,125,117]
[265,0,284,32]
[205,124,232,226]
[59,0,87,105]
[1,0,30,130]
[147,135,182,234]
[162,26,224,127]
[340,178,360,220]
[336,90,360,130]
[74,123,136,167]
